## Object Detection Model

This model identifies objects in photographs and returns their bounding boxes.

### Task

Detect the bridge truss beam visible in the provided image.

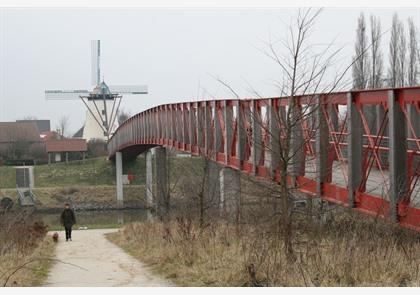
[108,87,420,231]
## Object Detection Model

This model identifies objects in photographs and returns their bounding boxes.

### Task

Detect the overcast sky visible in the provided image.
[0,8,419,134]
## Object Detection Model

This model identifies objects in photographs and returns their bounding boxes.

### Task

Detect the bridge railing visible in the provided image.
[108,87,420,231]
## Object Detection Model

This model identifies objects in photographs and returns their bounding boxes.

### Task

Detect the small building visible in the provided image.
[45,139,88,164]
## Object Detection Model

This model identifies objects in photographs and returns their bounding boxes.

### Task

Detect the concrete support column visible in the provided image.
[204,103,212,156]
[252,101,262,175]
[388,90,407,222]
[155,147,169,218]
[115,151,124,208]
[197,105,204,149]
[289,102,305,182]
[268,99,280,179]
[214,102,222,157]
[236,100,247,169]
[145,149,154,209]
[316,97,330,198]
[219,167,241,221]
[347,93,363,207]
[224,101,233,166]
[188,103,196,149]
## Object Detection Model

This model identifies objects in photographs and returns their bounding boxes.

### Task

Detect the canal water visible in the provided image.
[37,209,149,231]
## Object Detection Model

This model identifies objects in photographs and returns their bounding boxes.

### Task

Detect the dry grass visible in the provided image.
[0,211,56,287]
[107,214,420,287]
[0,237,55,287]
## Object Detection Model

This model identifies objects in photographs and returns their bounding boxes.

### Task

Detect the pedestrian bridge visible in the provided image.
[108,87,420,231]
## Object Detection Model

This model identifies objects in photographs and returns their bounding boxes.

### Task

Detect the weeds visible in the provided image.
[0,209,54,287]
[108,211,420,287]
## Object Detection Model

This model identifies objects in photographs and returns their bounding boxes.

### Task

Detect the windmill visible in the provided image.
[45,40,148,141]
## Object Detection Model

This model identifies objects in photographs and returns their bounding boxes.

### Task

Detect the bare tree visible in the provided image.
[21,115,38,120]
[388,13,406,87]
[117,109,131,126]
[352,13,370,90]
[369,15,383,89]
[398,19,407,86]
[407,17,418,86]
[252,8,351,257]
[56,115,70,138]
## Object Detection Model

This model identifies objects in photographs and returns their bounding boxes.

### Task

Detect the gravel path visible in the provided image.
[44,228,172,287]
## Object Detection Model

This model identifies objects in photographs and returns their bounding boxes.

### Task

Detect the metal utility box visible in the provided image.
[15,166,35,189]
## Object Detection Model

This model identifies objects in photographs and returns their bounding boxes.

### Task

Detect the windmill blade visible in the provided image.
[91,40,100,86]
[45,90,89,100]
[108,85,148,94]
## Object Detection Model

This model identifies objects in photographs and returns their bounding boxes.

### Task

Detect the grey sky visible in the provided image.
[1,8,419,134]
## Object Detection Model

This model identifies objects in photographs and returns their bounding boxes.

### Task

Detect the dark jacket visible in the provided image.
[60,208,76,227]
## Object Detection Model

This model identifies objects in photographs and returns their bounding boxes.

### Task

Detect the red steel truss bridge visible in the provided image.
[108,86,420,231]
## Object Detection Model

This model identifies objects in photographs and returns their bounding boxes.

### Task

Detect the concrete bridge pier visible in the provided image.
[205,160,241,221]
[146,149,154,210]
[115,152,124,208]
[145,147,169,219]
[219,167,241,221]
[155,147,169,218]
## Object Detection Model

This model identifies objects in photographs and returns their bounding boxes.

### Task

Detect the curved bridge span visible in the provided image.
[108,87,420,231]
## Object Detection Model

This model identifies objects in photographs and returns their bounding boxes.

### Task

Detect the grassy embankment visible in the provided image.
[0,157,145,209]
[0,156,203,210]
[107,214,420,287]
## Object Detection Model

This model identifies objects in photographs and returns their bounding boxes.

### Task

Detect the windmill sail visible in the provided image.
[109,85,148,94]
[45,90,89,100]
[91,40,100,86]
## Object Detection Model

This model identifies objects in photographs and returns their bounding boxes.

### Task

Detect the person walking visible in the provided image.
[60,203,76,241]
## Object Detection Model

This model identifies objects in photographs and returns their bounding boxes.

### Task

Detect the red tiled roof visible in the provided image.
[45,139,87,152]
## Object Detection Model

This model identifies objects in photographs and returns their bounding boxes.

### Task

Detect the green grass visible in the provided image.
[0,155,204,189]
[0,157,147,189]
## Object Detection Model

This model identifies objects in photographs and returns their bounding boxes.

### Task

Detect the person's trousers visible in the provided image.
[65,226,72,240]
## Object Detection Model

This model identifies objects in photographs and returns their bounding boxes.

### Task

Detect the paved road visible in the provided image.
[44,228,172,287]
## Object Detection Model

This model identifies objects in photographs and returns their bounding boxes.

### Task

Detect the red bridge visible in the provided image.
[108,87,420,231]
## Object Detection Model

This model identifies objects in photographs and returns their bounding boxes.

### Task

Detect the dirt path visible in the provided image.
[44,228,172,287]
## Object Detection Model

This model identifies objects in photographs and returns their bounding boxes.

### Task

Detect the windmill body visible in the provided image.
[45,40,148,142]
[83,82,119,141]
